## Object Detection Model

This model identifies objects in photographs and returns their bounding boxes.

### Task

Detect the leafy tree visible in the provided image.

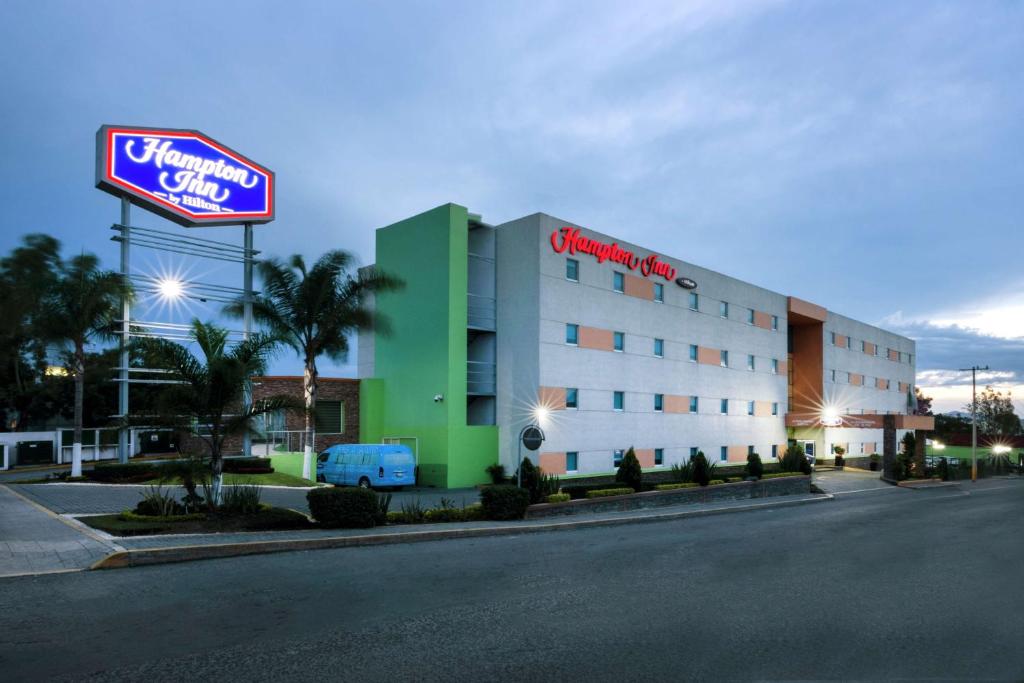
[914,388,933,416]
[35,253,131,476]
[934,413,971,441]
[0,234,60,430]
[966,386,1022,437]
[134,320,297,504]
[615,447,643,491]
[226,251,402,479]
[691,450,711,486]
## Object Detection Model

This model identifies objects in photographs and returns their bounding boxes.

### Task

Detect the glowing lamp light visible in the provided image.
[992,444,1011,455]
[932,441,946,451]
[820,407,842,427]
[533,405,551,427]
[157,278,185,300]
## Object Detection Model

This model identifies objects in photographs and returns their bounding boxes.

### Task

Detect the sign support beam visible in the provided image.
[118,197,131,464]
[242,223,254,458]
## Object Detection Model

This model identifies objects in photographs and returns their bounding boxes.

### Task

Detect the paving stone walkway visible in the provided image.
[0,485,122,578]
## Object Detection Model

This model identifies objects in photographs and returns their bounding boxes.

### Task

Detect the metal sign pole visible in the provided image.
[242,222,253,458]
[118,197,131,464]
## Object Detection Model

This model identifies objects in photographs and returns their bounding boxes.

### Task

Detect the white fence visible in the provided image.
[0,428,176,470]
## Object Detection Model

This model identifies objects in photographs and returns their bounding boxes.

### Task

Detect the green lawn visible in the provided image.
[81,507,314,536]
[139,466,315,488]
[269,452,310,480]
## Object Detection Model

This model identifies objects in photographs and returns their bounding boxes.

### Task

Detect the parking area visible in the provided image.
[812,468,891,494]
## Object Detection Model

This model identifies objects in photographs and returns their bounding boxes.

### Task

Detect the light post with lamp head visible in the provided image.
[517,405,549,487]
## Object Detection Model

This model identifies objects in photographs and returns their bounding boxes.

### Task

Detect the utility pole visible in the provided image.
[958,365,989,482]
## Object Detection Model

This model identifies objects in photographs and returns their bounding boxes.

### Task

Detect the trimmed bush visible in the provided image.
[585,487,634,498]
[485,463,506,485]
[655,482,699,491]
[708,479,726,485]
[746,452,764,480]
[516,457,543,504]
[223,457,274,474]
[87,463,158,483]
[306,487,379,528]
[691,451,711,486]
[616,447,643,492]
[546,493,571,503]
[761,471,806,479]
[480,485,530,520]
[118,510,204,523]
[781,444,812,474]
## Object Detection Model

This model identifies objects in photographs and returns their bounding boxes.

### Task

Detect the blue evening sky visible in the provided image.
[1,1,1022,413]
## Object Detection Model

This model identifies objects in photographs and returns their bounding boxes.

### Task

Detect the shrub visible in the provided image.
[616,447,643,492]
[691,451,711,486]
[546,493,571,503]
[462,503,485,521]
[306,487,379,528]
[425,507,464,523]
[708,479,726,485]
[220,485,263,515]
[671,460,694,483]
[481,485,530,519]
[538,472,561,500]
[585,487,634,498]
[119,510,204,523]
[516,457,542,504]
[745,452,764,479]
[937,457,949,481]
[399,497,427,524]
[761,471,806,479]
[781,444,812,474]
[223,457,274,474]
[376,492,393,525]
[655,482,699,491]
[480,485,530,520]
[88,463,158,483]
[135,485,184,516]
[485,463,506,485]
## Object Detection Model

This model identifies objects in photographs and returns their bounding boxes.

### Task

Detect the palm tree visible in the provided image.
[226,251,402,480]
[37,252,132,477]
[136,320,297,503]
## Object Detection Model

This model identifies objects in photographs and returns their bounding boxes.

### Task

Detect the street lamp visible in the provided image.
[958,365,990,482]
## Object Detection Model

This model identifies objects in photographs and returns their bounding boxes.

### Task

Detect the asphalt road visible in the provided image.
[1,477,1021,681]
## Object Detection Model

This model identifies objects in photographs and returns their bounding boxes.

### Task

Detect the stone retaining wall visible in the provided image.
[526,475,811,518]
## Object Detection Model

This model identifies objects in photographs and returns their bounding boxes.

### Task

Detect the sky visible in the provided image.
[1,0,1022,414]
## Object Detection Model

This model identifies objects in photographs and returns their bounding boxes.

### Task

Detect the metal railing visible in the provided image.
[467,293,496,330]
[467,360,496,395]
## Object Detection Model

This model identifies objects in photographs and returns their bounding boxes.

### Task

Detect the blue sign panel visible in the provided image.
[96,125,275,227]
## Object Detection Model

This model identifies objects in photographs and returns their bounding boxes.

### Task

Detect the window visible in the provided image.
[689,447,699,459]
[830,369,836,383]
[613,449,625,467]
[315,400,345,433]
[747,354,755,371]
[566,323,578,345]
[654,394,664,412]
[613,391,624,411]
[720,446,728,462]
[613,271,625,293]
[654,283,664,303]
[861,340,867,352]
[771,444,778,459]
[771,315,779,331]
[747,401,755,416]
[689,396,699,412]
[654,448,664,466]
[720,301,729,318]
[720,398,729,415]
[688,292,699,311]
[772,402,778,416]
[689,344,698,362]
[720,350,729,367]
[613,331,624,352]
[771,358,779,375]
[747,309,755,325]
[566,258,579,282]
[566,388,578,409]
[831,331,836,345]
[566,451,578,472]
[654,338,664,358]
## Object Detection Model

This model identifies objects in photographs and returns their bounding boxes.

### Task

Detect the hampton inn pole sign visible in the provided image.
[95,125,275,227]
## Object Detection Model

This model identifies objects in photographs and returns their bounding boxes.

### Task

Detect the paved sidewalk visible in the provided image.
[0,485,122,578]
[10,482,480,515]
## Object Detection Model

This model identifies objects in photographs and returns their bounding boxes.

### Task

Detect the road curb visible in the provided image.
[91,493,833,570]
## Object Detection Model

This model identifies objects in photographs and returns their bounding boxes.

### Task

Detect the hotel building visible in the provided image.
[357,203,931,488]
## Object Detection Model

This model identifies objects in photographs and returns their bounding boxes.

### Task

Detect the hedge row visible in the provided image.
[87,463,158,483]
[761,472,806,479]
[223,457,274,474]
[654,482,700,491]
[585,487,635,499]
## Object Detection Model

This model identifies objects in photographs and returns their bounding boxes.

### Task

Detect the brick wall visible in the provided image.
[180,376,360,457]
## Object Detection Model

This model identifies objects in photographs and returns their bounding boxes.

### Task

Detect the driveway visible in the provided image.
[8,483,481,516]
[812,468,890,494]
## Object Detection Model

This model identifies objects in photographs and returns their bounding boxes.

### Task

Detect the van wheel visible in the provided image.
[358,477,371,489]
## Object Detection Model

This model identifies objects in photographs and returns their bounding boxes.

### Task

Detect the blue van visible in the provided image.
[316,444,416,489]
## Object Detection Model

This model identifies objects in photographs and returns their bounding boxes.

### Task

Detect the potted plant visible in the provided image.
[833,445,845,468]
[869,453,880,471]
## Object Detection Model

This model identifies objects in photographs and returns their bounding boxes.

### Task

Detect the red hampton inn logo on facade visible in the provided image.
[550,227,677,282]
